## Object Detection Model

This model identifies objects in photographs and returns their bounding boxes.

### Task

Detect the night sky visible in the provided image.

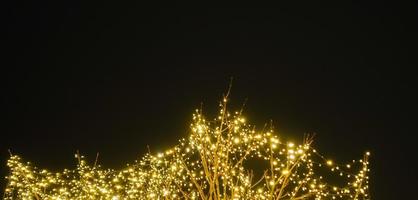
[3,2,417,199]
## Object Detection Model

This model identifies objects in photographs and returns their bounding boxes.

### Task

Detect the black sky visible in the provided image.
[2,1,417,199]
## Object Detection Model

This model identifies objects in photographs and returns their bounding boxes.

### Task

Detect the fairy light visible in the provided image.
[327,160,333,166]
[4,97,371,199]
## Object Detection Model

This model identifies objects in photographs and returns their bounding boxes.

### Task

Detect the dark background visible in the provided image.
[2,1,417,199]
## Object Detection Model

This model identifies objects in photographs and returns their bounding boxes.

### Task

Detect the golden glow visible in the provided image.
[4,97,371,199]
[327,160,333,166]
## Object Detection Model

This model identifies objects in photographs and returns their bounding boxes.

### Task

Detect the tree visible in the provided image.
[4,94,370,199]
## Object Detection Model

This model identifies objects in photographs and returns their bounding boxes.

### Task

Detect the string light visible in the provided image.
[4,97,371,199]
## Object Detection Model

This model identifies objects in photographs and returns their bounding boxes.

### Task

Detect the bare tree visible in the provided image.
[4,95,370,199]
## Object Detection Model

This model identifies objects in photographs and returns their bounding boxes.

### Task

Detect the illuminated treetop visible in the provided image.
[4,93,370,199]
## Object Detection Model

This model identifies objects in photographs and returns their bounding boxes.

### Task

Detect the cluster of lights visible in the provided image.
[4,97,370,199]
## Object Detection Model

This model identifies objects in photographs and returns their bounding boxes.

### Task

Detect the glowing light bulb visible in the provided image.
[327,160,333,166]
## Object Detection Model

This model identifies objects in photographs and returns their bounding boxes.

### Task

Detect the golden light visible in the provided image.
[327,160,334,166]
